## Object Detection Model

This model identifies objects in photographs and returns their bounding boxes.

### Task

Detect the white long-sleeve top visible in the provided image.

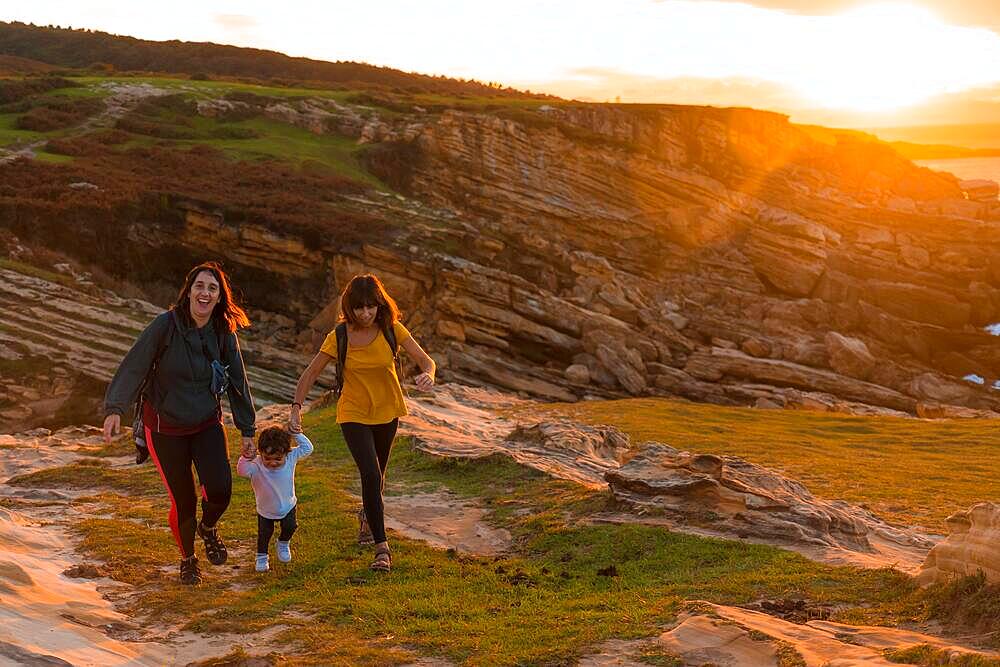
[237,433,313,519]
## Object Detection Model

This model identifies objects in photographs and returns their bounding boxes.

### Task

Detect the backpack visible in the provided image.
[331,321,401,399]
[132,311,176,461]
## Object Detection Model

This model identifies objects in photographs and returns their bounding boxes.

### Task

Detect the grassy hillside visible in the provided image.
[14,402,999,664]
[529,398,1000,532]
[0,21,546,99]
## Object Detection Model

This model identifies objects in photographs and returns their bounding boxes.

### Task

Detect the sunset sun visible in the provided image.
[784,3,1000,112]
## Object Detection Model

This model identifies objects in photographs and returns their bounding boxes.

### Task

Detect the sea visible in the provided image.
[914,156,1000,183]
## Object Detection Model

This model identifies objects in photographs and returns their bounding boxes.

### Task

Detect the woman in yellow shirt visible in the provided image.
[290,274,435,572]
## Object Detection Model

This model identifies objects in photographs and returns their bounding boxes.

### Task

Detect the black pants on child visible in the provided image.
[340,419,398,544]
[257,506,298,554]
[146,422,231,559]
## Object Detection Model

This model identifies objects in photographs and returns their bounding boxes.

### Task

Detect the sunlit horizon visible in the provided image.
[4,0,1000,127]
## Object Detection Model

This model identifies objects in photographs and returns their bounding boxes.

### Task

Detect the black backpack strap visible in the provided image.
[143,310,176,397]
[383,322,399,361]
[335,322,348,392]
[382,321,403,384]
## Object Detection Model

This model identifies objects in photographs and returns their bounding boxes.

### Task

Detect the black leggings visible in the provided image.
[341,419,398,544]
[145,422,232,559]
[257,507,298,554]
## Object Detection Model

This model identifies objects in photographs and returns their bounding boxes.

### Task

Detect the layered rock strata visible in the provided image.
[10,88,1000,415]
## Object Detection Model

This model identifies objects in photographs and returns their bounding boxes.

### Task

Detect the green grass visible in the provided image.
[0,111,42,145]
[192,118,381,185]
[68,76,358,102]
[0,258,76,286]
[8,457,159,495]
[60,79,384,184]
[32,149,75,163]
[527,398,1000,532]
[51,403,960,665]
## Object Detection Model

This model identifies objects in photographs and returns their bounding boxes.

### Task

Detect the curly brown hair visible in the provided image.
[257,425,292,455]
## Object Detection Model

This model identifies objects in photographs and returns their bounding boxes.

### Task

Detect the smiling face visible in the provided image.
[260,449,287,469]
[188,270,220,325]
[352,301,379,328]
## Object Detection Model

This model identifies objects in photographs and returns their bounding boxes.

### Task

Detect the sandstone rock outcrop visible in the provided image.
[918,502,1000,586]
[825,332,876,380]
[401,386,933,569]
[605,442,933,559]
[640,603,1000,667]
[9,86,1000,417]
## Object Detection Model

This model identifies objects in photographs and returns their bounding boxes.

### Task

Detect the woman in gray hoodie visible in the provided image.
[102,261,256,585]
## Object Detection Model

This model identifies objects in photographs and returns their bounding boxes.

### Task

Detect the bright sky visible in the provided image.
[5,1,1000,126]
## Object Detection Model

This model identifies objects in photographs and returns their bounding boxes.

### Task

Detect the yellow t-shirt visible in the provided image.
[320,321,411,425]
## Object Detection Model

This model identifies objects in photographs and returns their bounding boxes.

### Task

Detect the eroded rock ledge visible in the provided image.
[400,384,935,571]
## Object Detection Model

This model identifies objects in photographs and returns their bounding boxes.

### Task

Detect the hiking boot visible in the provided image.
[255,553,269,572]
[179,556,201,585]
[198,522,228,565]
[276,540,292,563]
[357,508,374,546]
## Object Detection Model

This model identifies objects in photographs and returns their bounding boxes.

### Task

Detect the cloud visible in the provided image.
[709,0,1000,31]
[530,68,801,109]
[213,14,258,31]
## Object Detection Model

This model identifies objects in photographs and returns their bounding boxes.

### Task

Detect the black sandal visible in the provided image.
[370,545,391,572]
[198,523,228,566]
[179,556,201,585]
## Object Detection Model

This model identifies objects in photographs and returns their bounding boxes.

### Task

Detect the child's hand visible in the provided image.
[241,437,256,459]
[414,371,435,390]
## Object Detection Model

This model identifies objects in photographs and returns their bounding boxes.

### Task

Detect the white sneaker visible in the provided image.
[255,553,269,572]
[276,540,292,563]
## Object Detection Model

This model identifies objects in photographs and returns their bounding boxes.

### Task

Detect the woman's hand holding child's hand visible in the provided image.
[289,404,302,433]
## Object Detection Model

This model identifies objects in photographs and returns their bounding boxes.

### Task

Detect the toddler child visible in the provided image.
[237,425,313,572]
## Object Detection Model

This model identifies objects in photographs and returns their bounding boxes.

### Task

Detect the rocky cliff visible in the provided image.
[5,87,1000,416]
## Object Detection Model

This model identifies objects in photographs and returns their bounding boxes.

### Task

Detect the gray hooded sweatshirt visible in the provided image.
[104,310,256,437]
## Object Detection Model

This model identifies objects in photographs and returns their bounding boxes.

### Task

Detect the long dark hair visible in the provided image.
[173,261,250,334]
[338,274,400,330]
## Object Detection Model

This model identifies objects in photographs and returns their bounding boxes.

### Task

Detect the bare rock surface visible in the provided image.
[0,425,289,665]
[401,384,628,488]
[401,388,934,570]
[656,613,782,666]
[581,601,999,666]
[384,491,512,556]
[918,502,1000,586]
[605,442,934,572]
[653,603,997,667]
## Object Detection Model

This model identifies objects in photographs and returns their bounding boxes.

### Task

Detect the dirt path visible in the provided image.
[384,490,511,556]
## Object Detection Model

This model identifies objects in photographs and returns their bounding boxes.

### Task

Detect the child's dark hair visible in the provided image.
[257,425,292,455]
